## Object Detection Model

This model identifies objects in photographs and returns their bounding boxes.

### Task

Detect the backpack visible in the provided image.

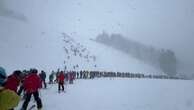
[0,87,20,110]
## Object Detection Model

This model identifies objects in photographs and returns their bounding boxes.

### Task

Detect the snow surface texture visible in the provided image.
[15,79,194,110]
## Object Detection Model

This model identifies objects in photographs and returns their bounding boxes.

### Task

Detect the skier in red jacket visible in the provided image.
[3,70,22,110]
[21,69,43,110]
[4,70,22,93]
[57,71,65,93]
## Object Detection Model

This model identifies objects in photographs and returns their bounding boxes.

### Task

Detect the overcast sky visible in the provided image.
[0,0,194,74]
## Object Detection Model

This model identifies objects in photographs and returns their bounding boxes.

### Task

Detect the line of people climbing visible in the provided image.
[48,70,186,81]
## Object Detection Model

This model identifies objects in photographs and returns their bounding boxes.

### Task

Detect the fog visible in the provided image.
[0,0,194,75]
[0,0,27,21]
[95,32,177,76]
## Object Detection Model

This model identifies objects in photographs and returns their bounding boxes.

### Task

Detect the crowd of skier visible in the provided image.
[0,67,42,110]
[0,66,79,110]
[0,66,187,110]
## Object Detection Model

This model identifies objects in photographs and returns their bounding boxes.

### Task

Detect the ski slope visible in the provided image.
[0,15,162,74]
[15,78,194,110]
[60,33,162,74]
[0,21,162,75]
[0,0,163,74]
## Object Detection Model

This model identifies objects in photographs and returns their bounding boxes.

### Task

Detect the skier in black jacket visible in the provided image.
[39,70,47,89]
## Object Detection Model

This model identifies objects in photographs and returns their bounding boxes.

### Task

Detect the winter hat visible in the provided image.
[30,68,38,74]
[13,70,22,76]
[13,70,22,78]
[0,67,7,85]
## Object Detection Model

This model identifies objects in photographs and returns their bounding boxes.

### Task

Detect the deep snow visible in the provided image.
[15,78,194,110]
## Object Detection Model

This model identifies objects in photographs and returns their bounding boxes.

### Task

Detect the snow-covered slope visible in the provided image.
[0,24,162,75]
[60,33,162,74]
[15,78,194,110]
[0,0,162,74]
[0,24,162,74]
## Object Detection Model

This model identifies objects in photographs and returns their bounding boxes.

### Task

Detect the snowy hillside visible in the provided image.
[15,78,194,110]
[0,23,162,74]
[60,33,162,74]
[0,0,164,74]
[0,1,194,110]
[0,19,162,75]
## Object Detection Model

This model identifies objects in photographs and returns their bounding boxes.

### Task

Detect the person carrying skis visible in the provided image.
[21,68,43,110]
[57,71,65,93]
[0,67,20,110]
